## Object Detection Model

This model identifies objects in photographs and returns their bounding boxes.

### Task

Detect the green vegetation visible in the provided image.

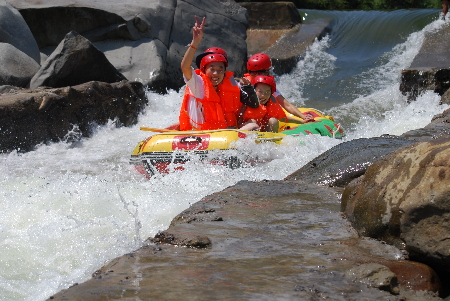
[238,0,442,10]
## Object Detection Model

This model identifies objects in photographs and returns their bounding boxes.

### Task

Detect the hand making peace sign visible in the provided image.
[192,15,206,44]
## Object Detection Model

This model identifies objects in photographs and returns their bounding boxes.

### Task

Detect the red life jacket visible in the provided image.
[179,70,228,131]
[243,95,286,127]
[218,71,241,128]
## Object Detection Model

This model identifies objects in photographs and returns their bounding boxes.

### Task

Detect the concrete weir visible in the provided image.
[400,22,450,102]
[240,1,331,75]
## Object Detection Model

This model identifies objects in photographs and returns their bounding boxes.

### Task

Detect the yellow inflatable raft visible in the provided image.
[130,129,285,178]
[130,108,344,178]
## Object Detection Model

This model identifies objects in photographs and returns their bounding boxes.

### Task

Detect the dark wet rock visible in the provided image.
[400,22,450,101]
[0,3,40,63]
[0,80,146,153]
[442,88,450,105]
[150,231,212,249]
[0,85,21,94]
[285,136,416,187]
[345,263,400,294]
[337,240,441,294]
[239,2,301,30]
[400,108,450,141]
[286,108,450,188]
[29,31,126,89]
[47,180,441,300]
[341,138,450,284]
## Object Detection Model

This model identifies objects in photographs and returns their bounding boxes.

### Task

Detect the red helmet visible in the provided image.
[252,75,276,94]
[199,53,228,71]
[204,47,228,59]
[247,53,272,71]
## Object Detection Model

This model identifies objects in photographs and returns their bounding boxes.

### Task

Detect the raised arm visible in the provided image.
[181,16,206,81]
[276,94,314,123]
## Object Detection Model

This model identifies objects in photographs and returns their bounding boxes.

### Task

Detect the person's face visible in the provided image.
[248,70,269,81]
[204,62,226,86]
[255,83,272,103]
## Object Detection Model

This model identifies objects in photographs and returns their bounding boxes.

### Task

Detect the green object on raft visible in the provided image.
[280,118,345,138]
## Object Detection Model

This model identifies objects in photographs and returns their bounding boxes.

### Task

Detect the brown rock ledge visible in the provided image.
[48,180,441,300]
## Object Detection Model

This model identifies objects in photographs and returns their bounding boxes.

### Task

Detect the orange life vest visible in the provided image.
[243,95,286,127]
[179,70,228,131]
[218,71,242,127]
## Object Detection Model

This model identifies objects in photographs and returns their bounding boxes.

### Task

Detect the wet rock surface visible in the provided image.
[285,108,450,188]
[0,80,146,153]
[401,108,450,142]
[342,138,450,294]
[284,136,416,187]
[400,22,450,100]
[48,181,441,300]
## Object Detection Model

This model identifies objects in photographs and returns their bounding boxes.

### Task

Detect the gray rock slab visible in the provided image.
[408,22,450,70]
[94,38,167,93]
[0,2,40,63]
[400,22,450,99]
[265,18,332,75]
[0,42,39,87]
[285,136,416,188]
[165,0,248,89]
[7,0,248,91]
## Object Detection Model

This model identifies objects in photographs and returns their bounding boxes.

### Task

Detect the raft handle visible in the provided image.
[180,136,202,144]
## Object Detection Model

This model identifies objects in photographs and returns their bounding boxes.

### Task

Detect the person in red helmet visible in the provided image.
[245,53,314,123]
[178,16,259,131]
[239,75,302,132]
[442,0,449,20]
[204,47,228,59]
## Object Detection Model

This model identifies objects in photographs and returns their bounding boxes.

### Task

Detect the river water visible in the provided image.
[1,9,449,301]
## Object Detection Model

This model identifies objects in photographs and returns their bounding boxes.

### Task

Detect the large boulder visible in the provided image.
[239,2,301,30]
[0,2,40,63]
[7,0,249,91]
[29,31,126,89]
[165,0,248,87]
[286,109,450,188]
[0,2,40,87]
[0,42,39,87]
[341,138,450,279]
[0,80,146,153]
[285,136,416,187]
